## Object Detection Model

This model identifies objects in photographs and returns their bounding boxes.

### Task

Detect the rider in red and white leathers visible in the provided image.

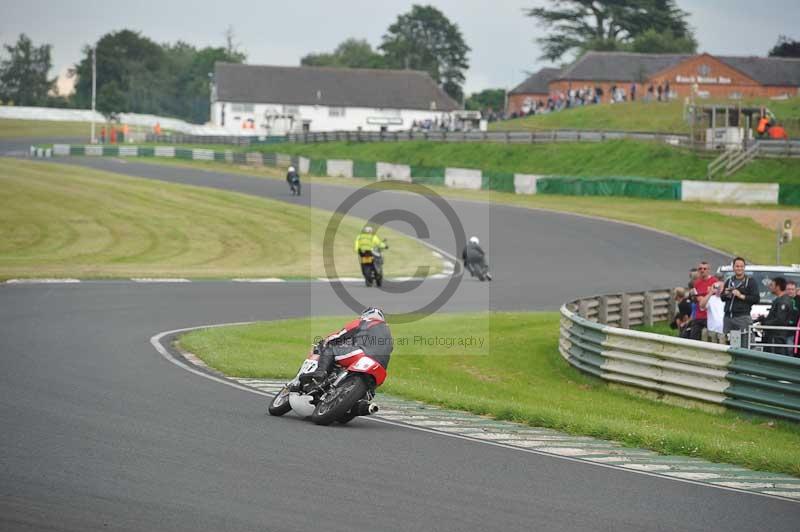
[303,307,392,383]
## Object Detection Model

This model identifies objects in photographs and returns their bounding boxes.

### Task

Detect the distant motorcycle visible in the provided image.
[465,260,492,282]
[268,343,387,425]
[360,243,387,287]
[289,175,301,196]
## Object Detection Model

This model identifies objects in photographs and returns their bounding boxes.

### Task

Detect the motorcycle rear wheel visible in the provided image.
[311,375,367,425]
[267,386,292,416]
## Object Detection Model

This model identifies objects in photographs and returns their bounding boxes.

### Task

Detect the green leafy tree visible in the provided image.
[465,88,505,113]
[527,0,695,61]
[301,38,385,69]
[628,28,697,54]
[0,33,56,106]
[769,35,800,58]
[379,4,470,101]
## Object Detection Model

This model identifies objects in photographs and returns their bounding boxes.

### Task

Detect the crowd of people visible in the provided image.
[671,258,800,356]
[509,81,674,120]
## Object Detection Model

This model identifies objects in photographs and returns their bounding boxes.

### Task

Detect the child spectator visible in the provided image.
[699,281,726,344]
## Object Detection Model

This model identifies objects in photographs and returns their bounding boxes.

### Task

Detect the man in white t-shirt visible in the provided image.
[699,280,726,344]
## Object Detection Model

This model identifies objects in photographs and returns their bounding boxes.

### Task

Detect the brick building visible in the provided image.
[508,52,800,111]
[507,67,561,116]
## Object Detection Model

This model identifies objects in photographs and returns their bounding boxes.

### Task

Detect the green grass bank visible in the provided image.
[0,158,438,280]
[180,312,800,477]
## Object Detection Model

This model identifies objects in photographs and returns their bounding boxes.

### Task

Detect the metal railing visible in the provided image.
[561,289,800,422]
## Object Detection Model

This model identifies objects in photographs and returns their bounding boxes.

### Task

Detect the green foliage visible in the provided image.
[627,28,698,54]
[182,313,800,477]
[0,34,57,106]
[379,4,470,101]
[301,38,386,69]
[465,88,505,113]
[70,29,245,122]
[528,0,695,61]
[769,35,800,58]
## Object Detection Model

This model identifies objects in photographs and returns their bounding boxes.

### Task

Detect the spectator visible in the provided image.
[630,83,637,101]
[670,287,693,338]
[788,280,800,356]
[100,126,106,144]
[698,280,726,344]
[657,84,663,102]
[665,80,671,100]
[720,257,759,348]
[688,267,699,289]
[756,277,794,355]
[690,261,718,341]
[647,84,654,101]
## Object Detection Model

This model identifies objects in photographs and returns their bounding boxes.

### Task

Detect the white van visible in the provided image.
[715,264,800,319]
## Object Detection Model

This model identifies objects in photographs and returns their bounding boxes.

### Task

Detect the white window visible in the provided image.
[284,105,299,115]
[329,107,346,117]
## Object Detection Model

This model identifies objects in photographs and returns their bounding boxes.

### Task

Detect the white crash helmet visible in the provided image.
[288,166,296,172]
[363,226,374,234]
[469,236,480,245]
[361,307,385,322]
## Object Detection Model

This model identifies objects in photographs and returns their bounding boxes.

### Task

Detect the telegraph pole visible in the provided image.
[91,46,97,144]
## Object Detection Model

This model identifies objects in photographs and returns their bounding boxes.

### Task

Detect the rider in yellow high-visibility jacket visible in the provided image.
[354,226,387,254]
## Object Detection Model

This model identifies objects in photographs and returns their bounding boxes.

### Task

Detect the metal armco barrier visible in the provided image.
[561,291,800,422]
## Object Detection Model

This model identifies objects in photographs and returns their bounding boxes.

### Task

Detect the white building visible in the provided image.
[210,62,461,135]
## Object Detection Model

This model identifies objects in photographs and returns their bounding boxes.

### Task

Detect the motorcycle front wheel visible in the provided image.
[311,375,367,425]
[267,386,292,416]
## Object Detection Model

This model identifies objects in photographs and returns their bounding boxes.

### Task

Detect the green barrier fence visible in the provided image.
[537,176,681,200]
[175,148,193,160]
[102,146,119,156]
[69,145,85,156]
[779,184,800,206]
[309,158,327,176]
[138,147,154,157]
[410,166,445,186]
[262,152,277,166]
[213,151,226,162]
[353,160,377,179]
[482,171,515,193]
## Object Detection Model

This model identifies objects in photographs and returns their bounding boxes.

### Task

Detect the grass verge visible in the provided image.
[490,98,800,138]
[0,118,94,139]
[103,156,800,265]
[257,139,800,184]
[0,158,438,280]
[180,312,800,477]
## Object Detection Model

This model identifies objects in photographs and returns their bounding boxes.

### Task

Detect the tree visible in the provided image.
[465,89,505,113]
[0,34,56,106]
[527,0,695,61]
[301,38,385,69]
[769,35,800,58]
[379,4,470,101]
[628,28,697,54]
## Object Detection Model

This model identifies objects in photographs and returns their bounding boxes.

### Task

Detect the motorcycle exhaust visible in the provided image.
[355,400,379,416]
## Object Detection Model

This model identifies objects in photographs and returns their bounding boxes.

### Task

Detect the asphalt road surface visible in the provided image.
[2,155,794,532]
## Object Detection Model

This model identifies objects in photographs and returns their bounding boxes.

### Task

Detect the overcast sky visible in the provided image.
[2,0,799,96]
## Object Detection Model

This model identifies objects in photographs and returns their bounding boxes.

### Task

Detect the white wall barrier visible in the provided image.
[514,174,538,195]
[85,145,103,156]
[276,153,292,167]
[245,152,263,165]
[376,161,412,182]
[444,167,482,190]
[192,149,214,161]
[155,147,175,158]
[53,144,70,156]
[119,146,138,157]
[297,156,310,174]
[681,181,779,205]
[326,159,353,178]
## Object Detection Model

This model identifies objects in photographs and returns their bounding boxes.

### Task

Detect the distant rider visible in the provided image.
[462,236,491,280]
[301,307,393,383]
[286,165,301,195]
[354,226,388,278]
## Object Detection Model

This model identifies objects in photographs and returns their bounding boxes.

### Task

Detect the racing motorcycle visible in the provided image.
[465,260,492,282]
[288,175,301,196]
[267,344,387,425]
[360,243,387,287]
